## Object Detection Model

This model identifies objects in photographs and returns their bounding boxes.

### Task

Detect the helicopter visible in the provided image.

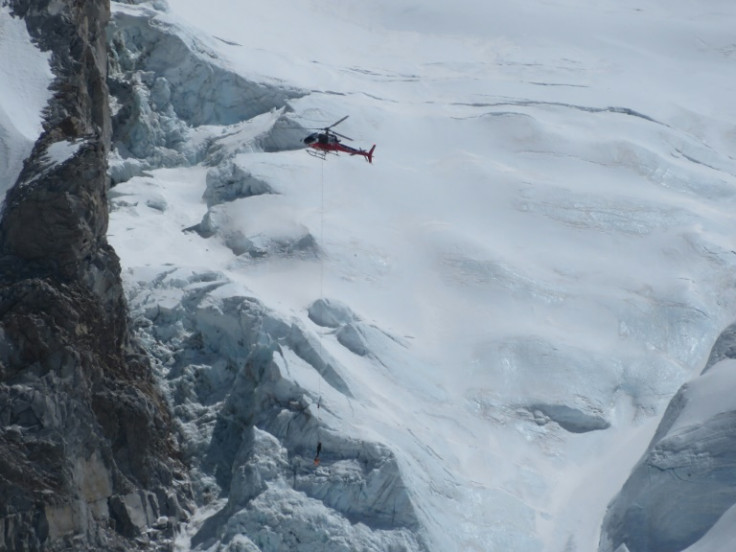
[303,116,376,163]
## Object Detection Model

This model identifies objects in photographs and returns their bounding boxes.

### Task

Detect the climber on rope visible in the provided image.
[314,441,322,466]
[313,395,323,466]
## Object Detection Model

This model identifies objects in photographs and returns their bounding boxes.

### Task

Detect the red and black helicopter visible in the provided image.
[303,116,376,163]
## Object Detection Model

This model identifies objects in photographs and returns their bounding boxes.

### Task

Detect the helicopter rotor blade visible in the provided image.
[325,115,349,130]
[331,130,353,141]
[309,127,353,141]
[306,116,354,140]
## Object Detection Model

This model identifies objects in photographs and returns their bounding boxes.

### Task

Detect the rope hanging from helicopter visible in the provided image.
[303,115,376,467]
[313,156,325,467]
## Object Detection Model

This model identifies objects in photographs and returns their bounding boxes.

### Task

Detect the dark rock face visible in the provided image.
[0,1,191,550]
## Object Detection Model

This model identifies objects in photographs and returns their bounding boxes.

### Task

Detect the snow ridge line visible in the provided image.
[452,99,661,124]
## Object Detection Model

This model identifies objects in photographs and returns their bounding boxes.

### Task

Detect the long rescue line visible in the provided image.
[303,115,376,163]
[310,126,374,468]
[314,158,326,467]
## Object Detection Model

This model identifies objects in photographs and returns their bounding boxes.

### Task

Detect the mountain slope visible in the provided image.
[104,1,736,551]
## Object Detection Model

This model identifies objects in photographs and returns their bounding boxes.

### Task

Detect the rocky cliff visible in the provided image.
[0,1,191,550]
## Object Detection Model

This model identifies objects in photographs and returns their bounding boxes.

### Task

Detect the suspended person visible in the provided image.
[314,441,322,466]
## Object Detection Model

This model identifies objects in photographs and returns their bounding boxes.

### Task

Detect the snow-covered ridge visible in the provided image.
[600,359,736,552]
[107,2,306,183]
[0,5,53,199]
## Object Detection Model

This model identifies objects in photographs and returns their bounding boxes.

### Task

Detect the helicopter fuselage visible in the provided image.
[302,117,375,163]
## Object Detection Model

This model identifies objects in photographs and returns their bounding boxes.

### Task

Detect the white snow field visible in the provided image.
[0,5,53,197]
[105,0,736,551]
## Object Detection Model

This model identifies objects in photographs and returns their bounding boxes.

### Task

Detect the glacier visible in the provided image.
[97,0,736,550]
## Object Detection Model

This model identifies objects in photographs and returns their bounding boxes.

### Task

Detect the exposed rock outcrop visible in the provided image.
[0,1,191,550]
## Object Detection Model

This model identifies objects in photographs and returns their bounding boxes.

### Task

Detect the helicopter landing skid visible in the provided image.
[306,149,327,160]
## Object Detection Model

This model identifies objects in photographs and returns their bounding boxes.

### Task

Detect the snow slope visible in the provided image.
[106,0,736,550]
[600,358,736,552]
[0,5,53,197]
